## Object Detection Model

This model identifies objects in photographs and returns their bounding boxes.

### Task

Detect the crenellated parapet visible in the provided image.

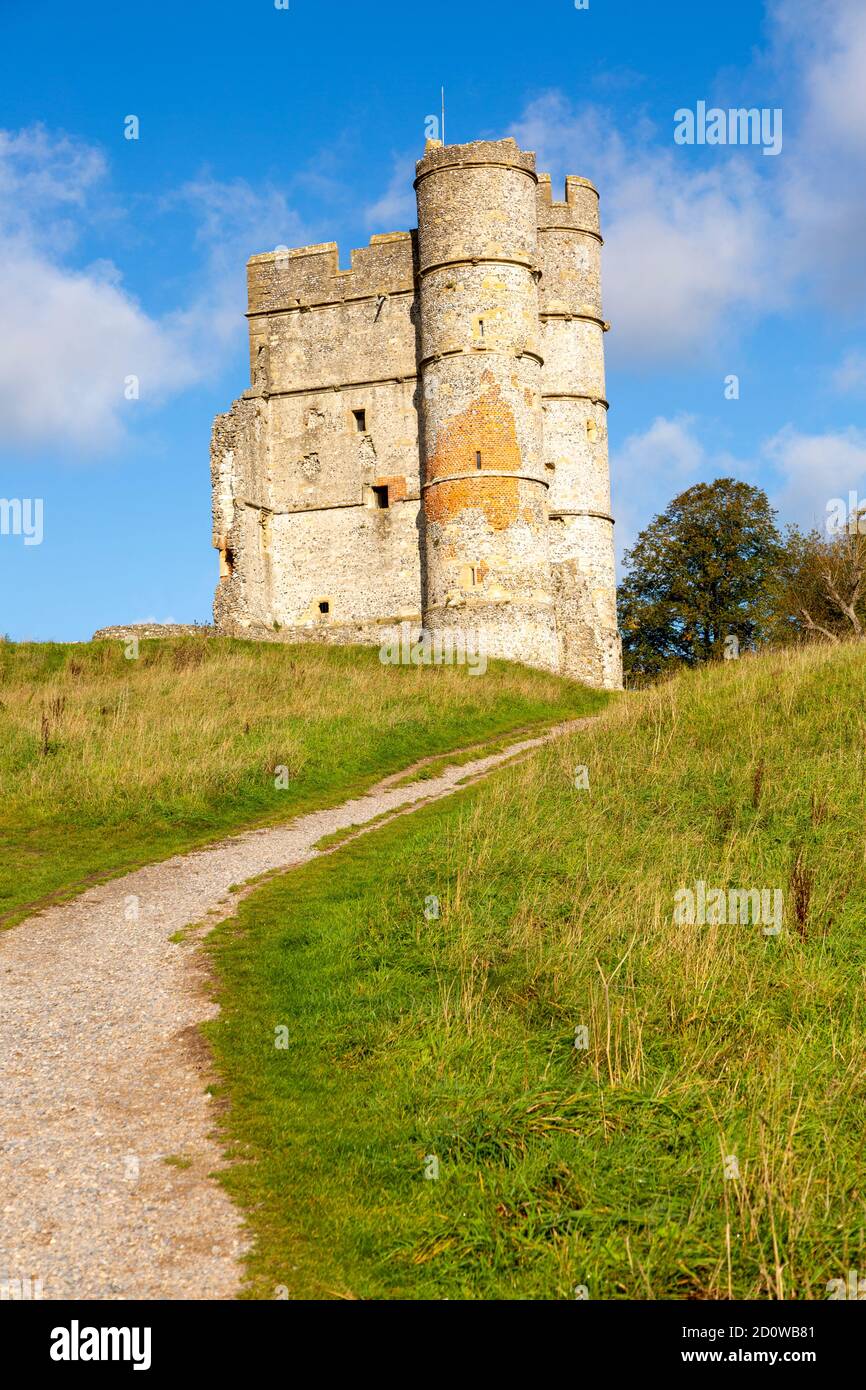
[247,232,417,316]
[536,173,602,239]
[415,139,538,271]
[536,174,605,323]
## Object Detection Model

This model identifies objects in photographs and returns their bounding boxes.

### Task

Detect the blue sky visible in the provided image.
[1,0,864,640]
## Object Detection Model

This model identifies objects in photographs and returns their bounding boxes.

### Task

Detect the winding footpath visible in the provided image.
[0,718,594,1300]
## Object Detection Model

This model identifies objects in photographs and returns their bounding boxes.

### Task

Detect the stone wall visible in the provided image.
[537,172,622,688]
[209,139,623,689]
[212,232,423,635]
[415,139,559,671]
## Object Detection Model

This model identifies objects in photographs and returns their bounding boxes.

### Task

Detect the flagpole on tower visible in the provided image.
[441,86,446,146]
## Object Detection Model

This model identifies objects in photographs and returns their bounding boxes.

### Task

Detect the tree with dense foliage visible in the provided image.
[618,479,782,680]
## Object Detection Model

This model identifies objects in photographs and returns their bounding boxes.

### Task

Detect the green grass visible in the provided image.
[205,641,866,1300]
[0,636,605,925]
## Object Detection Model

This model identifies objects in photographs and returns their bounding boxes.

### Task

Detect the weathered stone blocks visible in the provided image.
[210,137,622,689]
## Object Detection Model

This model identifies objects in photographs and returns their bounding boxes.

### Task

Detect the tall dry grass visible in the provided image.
[205,640,866,1299]
[0,636,605,922]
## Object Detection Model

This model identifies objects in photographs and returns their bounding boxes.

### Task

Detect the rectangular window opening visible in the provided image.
[318,600,330,615]
[353,409,367,432]
[372,484,390,510]
[475,451,482,469]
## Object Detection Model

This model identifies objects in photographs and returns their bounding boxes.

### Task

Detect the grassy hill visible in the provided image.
[0,637,606,927]
[206,641,866,1300]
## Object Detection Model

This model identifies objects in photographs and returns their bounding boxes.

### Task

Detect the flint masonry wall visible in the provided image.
[537,174,622,687]
[415,140,559,670]
[211,137,623,688]
[212,233,422,643]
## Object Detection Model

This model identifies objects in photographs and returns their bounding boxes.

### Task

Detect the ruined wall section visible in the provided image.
[537,174,622,688]
[211,393,274,629]
[213,234,423,638]
[415,139,559,671]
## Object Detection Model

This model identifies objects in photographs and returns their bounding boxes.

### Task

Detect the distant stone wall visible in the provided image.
[92,624,216,641]
[217,617,418,651]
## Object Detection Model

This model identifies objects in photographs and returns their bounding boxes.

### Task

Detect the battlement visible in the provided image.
[537,173,601,238]
[415,137,537,185]
[247,231,417,314]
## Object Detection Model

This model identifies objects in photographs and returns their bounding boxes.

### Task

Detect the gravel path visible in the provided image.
[0,718,594,1300]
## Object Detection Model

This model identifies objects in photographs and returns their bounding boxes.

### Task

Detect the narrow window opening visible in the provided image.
[353,409,367,432]
[479,318,485,338]
[586,418,597,441]
[475,451,482,469]
[372,484,390,509]
[318,600,330,615]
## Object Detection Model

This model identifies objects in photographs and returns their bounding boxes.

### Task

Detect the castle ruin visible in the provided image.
[210,137,622,689]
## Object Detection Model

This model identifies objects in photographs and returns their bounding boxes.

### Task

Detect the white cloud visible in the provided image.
[0,124,107,248]
[772,0,866,154]
[166,175,308,362]
[0,249,195,451]
[509,93,784,366]
[0,126,185,451]
[611,415,721,558]
[601,157,776,364]
[500,0,866,365]
[611,412,866,559]
[763,425,866,530]
[363,154,417,231]
[0,127,309,454]
[833,352,866,396]
[770,0,866,305]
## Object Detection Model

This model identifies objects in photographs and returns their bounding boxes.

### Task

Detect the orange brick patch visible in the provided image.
[372,475,409,502]
[425,475,520,531]
[424,381,525,530]
[426,381,522,481]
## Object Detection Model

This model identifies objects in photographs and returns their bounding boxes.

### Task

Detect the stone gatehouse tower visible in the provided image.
[211,138,622,689]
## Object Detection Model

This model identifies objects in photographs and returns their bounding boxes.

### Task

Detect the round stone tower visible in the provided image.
[536,173,622,688]
[414,138,559,671]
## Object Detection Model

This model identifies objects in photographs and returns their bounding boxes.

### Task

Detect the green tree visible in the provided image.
[618,479,782,680]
